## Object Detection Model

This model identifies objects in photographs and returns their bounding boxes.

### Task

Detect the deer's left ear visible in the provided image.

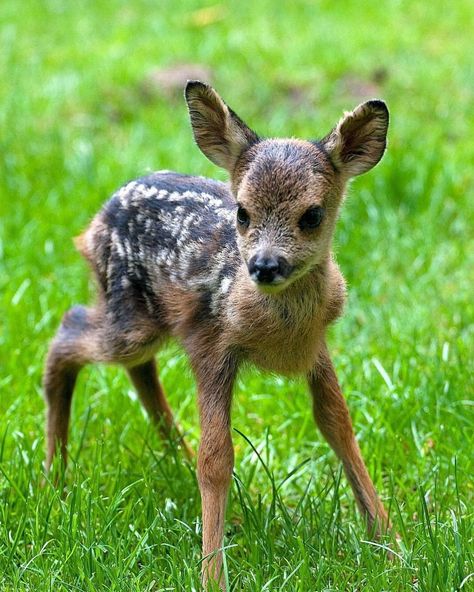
[322,100,389,177]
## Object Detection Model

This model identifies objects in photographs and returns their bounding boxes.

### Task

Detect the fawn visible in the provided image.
[44,81,391,589]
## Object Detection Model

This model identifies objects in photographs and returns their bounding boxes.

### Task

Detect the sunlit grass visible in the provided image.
[0,0,473,590]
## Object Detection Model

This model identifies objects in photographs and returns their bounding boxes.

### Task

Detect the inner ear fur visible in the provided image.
[323,100,389,177]
[185,81,259,172]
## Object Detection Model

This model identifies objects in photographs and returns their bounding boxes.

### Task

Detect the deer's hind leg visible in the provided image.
[126,360,193,458]
[43,305,103,471]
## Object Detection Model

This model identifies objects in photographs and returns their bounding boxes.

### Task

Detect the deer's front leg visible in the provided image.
[308,342,390,537]
[195,357,236,590]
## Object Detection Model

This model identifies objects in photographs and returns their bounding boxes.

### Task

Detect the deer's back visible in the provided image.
[77,172,242,327]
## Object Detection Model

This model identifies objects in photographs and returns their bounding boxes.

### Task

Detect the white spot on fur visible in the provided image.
[220,276,232,294]
[121,239,132,259]
[111,230,125,259]
[144,186,158,199]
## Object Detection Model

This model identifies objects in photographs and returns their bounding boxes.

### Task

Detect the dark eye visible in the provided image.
[298,206,324,231]
[237,205,250,228]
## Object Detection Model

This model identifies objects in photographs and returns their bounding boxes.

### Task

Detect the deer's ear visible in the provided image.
[185,81,259,172]
[322,100,389,177]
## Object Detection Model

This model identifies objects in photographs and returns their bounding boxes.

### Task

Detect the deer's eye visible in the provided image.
[237,206,250,228]
[298,206,324,231]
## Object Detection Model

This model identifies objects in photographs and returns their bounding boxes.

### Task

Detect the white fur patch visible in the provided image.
[220,276,232,294]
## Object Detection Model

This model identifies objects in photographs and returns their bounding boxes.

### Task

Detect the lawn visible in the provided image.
[0,0,473,590]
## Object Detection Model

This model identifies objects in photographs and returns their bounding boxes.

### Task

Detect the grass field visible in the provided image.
[1,0,473,590]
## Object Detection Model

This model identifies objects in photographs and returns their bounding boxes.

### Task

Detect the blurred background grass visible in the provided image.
[0,1,473,590]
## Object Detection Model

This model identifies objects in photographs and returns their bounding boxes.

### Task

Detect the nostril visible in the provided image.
[276,256,292,278]
[247,255,258,276]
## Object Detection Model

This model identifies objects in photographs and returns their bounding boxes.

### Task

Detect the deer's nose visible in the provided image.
[248,254,282,284]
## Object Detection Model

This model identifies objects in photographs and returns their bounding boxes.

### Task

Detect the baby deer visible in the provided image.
[44,81,390,589]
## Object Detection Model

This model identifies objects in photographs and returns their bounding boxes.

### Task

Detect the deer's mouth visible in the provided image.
[253,279,290,294]
[250,267,296,294]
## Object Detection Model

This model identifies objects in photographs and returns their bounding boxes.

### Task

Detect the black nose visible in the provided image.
[248,254,281,284]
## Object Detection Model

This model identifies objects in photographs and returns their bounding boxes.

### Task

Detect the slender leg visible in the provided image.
[126,359,193,458]
[44,363,79,470]
[308,342,390,536]
[43,306,99,471]
[195,355,236,591]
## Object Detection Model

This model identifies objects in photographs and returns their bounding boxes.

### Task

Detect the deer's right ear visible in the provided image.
[185,81,259,172]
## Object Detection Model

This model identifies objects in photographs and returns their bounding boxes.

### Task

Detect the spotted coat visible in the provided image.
[80,171,242,325]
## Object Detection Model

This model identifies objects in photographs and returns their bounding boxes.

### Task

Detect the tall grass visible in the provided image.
[0,1,473,589]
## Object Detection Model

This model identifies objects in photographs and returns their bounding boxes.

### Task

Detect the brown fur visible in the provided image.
[43,81,391,590]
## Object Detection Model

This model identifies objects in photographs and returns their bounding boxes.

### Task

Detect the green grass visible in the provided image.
[1,0,473,590]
